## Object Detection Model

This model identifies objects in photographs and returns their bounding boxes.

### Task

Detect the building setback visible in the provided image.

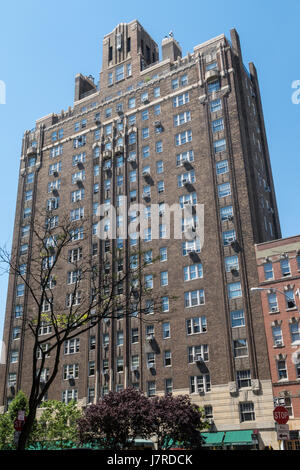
[1,20,282,448]
[255,236,300,450]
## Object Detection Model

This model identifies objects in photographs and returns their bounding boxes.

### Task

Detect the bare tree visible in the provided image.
[0,208,162,450]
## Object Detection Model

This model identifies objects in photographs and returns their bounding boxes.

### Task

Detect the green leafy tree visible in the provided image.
[0,412,14,450]
[30,400,82,449]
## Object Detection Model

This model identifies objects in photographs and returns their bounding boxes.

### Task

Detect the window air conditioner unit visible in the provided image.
[195,354,204,363]
[275,340,283,347]
[154,121,161,128]
[271,307,279,313]
[142,169,150,176]
[142,97,149,104]
[127,154,136,162]
[147,362,155,370]
[198,388,205,394]
[102,369,109,376]
[53,171,59,177]
[146,334,154,341]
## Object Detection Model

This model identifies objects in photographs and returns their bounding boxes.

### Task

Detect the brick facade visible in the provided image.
[0,20,282,448]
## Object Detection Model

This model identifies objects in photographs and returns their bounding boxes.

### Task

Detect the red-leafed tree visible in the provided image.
[149,394,205,450]
[77,389,206,450]
[77,388,153,450]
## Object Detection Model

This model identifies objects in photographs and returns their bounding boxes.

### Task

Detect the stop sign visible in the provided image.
[273,406,289,424]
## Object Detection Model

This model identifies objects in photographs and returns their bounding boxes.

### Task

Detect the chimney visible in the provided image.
[162,35,182,62]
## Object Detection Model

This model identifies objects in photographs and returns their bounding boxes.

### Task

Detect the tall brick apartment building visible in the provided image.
[1,21,282,448]
[255,236,300,449]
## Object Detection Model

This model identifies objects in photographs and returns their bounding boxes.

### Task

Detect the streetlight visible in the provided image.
[251,287,300,315]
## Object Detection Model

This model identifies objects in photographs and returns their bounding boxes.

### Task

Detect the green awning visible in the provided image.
[201,432,225,447]
[223,430,254,446]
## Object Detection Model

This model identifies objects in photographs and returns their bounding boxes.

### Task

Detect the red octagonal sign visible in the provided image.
[273,406,289,424]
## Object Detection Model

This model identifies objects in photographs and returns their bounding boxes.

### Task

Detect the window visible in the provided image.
[208,80,220,94]
[290,321,300,344]
[63,364,79,380]
[285,289,296,309]
[131,328,139,344]
[164,350,172,367]
[115,65,124,82]
[272,325,283,346]
[225,255,239,273]
[264,262,274,280]
[15,305,23,318]
[62,390,78,404]
[172,78,179,90]
[147,381,156,397]
[188,345,209,363]
[20,244,28,255]
[212,118,224,133]
[116,331,124,347]
[222,230,236,246]
[64,338,80,355]
[173,92,189,107]
[157,180,165,194]
[142,146,150,159]
[21,225,30,238]
[117,357,124,373]
[228,282,242,299]
[186,317,207,335]
[233,339,248,358]
[156,141,163,153]
[175,130,192,146]
[183,264,203,282]
[161,297,169,312]
[162,322,170,339]
[70,207,84,221]
[214,138,226,153]
[26,172,34,184]
[178,170,195,187]
[240,402,255,422]
[165,378,173,395]
[190,375,211,394]
[184,289,205,308]
[174,111,191,127]
[128,97,135,109]
[141,109,149,121]
[50,144,63,158]
[218,182,231,198]
[268,292,278,312]
[16,284,25,297]
[128,114,136,126]
[10,350,19,363]
[280,258,291,277]
[127,62,132,76]
[216,160,228,175]
[12,327,21,340]
[230,310,245,328]
[154,87,160,98]
[160,271,168,287]
[277,359,288,380]
[129,132,136,145]
[23,207,31,219]
[182,239,201,256]
[160,247,167,262]
[210,99,222,113]
[154,104,161,116]
[142,127,149,139]
[237,370,251,388]
[145,274,153,290]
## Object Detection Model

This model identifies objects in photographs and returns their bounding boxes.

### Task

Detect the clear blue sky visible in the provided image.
[0,0,299,338]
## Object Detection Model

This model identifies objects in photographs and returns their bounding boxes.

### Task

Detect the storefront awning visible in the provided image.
[201,432,225,447]
[223,430,254,446]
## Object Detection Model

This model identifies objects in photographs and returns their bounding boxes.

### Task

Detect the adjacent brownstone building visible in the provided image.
[1,21,282,448]
[255,236,300,449]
